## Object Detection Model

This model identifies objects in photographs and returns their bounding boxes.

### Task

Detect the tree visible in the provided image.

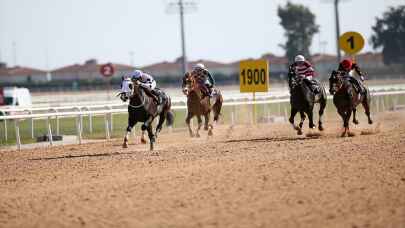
[371,5,405,65]
[278,2,319,62]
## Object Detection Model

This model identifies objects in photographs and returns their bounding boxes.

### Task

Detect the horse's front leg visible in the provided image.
[196,115,202,138]
[123,117,136,148]
[147,124,155,151]
[289,107,299,132]
[186,112,195,137]
[352,108,359,125]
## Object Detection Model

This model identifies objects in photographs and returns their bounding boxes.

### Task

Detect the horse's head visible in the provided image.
[183,72,203,98]
[118,78,143,102]
[329,70,343,95]
[289,73,304,90]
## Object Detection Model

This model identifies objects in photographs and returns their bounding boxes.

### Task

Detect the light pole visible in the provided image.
[334,0,342,63]
[166,0,197,76]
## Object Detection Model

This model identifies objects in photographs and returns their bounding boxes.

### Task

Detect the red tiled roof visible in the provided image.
[51,62,135,74]
[142,59,227,72]
[311,54,337,63]
[0,66,47,77]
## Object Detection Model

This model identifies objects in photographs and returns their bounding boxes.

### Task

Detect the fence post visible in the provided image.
[89,112,93,134]
[76,114,82,144]
[104,113,110,140]
[14,119,21,150]
[52,109,60,136]
[47,116,53,146]
[231,110,235,127]
[27,110,34,139]
[4,119,8,141]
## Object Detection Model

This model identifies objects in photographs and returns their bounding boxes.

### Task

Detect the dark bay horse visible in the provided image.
[289,73,327,135]
[182,73,223,137]
[119,80,174,150]
[329,71,373,137]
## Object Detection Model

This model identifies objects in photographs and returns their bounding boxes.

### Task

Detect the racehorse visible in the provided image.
[288,73,327,135]
[329,71,373,137]
[118,79,174,150]
[182,73,223,137]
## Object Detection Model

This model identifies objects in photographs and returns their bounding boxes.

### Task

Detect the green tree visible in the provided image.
[278,2,319,62]
[371,5,405,65]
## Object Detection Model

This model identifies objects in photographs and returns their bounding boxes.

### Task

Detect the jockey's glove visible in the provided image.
[360,76,365,81]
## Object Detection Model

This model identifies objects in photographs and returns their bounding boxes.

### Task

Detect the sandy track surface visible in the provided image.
[0,112,404,228]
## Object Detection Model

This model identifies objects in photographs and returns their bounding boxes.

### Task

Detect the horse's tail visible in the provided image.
[166,111,174,127]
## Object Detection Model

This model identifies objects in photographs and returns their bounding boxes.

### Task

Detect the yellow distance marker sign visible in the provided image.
[339,31,365,55]
[239,60,269,93]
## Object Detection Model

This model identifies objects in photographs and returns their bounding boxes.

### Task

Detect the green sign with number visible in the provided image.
[239,60,269,93]
[339,31,365,55]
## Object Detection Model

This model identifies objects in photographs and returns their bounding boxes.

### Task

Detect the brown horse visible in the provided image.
[182,73,223,137]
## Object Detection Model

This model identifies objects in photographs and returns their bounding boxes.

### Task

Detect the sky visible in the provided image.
[0,0,404,70]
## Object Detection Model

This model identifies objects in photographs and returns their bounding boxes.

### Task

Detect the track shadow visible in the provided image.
[29,151,136,161]
[224,136,321,144]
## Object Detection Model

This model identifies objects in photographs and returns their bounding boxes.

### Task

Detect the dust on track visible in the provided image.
[0,112,404,228]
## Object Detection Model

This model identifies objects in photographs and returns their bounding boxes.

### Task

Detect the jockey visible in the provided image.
[189,63,216,97]
[288,55,320,94]
[125,70,162,104]
[336,59,366,94]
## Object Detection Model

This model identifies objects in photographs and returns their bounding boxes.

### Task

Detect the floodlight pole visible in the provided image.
[179,0,187,75]
[334,0,342,63]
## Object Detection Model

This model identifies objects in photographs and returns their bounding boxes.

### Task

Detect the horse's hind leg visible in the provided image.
[155,112,166,138]
[146,125,155,151]
[307,106,316,129]
[196,115,202,138]
[318,98,326,131]
[352,108,359,125]
[186,112,195,137]
[362,96,373,124]
[123,117,136,148]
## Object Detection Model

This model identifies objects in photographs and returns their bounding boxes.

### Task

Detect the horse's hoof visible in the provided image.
[150,144,154,151]
[122,143,128,149]
[368,120,373,125]
[141,138,147,144]
[348,131,356,137]
[297,130,303,135]
[141,124,147,131]
[318,125,324,131]
[208,130,213,136]
[204,126,209,131]
[196,133,200,138]
[353,120,359,125]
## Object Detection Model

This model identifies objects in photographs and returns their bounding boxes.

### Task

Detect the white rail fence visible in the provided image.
[1,90,404,150]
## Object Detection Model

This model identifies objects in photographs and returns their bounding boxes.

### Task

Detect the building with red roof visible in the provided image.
[50,59,135,81]
[0,63,49,83]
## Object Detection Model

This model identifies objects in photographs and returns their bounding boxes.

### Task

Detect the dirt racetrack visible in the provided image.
[1,111,404,228]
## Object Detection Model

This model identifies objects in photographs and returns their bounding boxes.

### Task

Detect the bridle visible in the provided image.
[119,79,146,109]
[329,71,344,94]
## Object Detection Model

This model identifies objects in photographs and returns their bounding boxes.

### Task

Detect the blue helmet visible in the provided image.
[130,70,143,80]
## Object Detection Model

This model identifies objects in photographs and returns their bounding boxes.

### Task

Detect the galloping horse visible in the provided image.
[118,79,174,150]
[288,72,327,135]
[329,71,373,137]
[182,73,223,137]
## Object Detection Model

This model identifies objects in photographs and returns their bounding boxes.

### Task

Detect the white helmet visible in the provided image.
[193,63,206,71]
[294,55,305,62]
[130,70,143,80]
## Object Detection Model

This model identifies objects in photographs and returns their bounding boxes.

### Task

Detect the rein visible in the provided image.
[128,87,146,109]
